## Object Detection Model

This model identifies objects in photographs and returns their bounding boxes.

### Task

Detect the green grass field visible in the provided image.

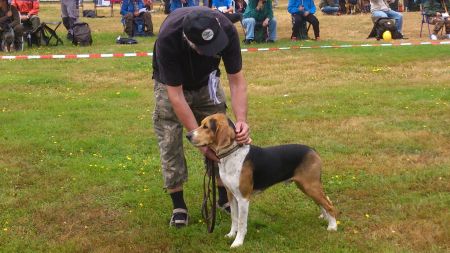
[1,2,450,253]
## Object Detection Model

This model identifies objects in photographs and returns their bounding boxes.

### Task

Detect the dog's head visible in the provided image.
[186,113,236,152]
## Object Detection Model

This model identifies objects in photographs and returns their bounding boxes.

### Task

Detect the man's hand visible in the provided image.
[262,18,269,27]
[7,11,12,17]
[20,15,29,21]
[134,11,139,16]
[199,146,219,162]
[235,121,251,145]
[304,11,309,16]
[299,5,304,11]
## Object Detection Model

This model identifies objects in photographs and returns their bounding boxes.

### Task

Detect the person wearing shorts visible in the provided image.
[152,6,250,228]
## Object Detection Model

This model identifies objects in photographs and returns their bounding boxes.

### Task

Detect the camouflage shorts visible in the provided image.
[152,80,226,189]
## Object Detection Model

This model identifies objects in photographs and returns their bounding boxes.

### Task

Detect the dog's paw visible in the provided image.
[230,240,243,248]
[327,225,338,231]
[225,231,237,238]
[318,213,325,219]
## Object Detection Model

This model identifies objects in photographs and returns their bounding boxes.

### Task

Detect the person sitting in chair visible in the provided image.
[121,0,154,37]
[288,0,320,40]
[0,0,23,51]
[423,0,450,40]
[12,0,39,31]
[319,0,340,15]
[170,0,197,13]
[212,0,243,23]
[242,0,277,44]
[370,0,403,35]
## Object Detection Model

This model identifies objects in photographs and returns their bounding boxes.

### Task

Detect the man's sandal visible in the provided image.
[217,202,231,215]
[169,208,189,228]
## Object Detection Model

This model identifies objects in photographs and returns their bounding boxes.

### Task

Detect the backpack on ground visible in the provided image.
[367,17,403,40]
[72,22,93,46]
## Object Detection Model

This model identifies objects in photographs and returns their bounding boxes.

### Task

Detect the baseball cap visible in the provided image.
[182,8,228,56]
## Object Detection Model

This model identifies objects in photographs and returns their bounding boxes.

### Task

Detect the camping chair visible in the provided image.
[419,3,444,38]
[25,22,63,47]
[420,3,432,37]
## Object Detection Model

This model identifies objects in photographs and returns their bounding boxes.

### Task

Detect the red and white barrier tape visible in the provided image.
[1,41,449,60]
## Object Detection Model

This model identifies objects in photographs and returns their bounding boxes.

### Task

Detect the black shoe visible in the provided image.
[266,39,275,43]
[243,39,253,45]
[169,208,189,228]
[145,32,155,37]
[66,33,73,41]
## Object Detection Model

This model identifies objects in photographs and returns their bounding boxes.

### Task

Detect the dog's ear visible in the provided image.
[215,116,235,150]
[209,118,217,133]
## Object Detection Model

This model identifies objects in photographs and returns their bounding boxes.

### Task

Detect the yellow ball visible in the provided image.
[382,30,392,41]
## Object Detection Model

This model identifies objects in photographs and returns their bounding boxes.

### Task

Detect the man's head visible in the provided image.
[182,7,228,56]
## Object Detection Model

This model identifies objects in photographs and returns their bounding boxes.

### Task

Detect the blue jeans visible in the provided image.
[372,10,403,33]
[321,6,340,14]
[242,17,277,41]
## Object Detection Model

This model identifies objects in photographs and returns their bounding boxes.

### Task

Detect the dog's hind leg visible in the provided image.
[292,151,338,231]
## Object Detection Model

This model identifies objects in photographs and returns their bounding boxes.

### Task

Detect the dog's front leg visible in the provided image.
[225,196,238,238]
[230,198,249,248]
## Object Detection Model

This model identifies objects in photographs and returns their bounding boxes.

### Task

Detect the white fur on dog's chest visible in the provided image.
[218,145,250,195]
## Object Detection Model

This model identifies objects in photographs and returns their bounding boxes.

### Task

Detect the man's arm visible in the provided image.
[166,85,219,161]
[166,85,198,131]
[227,70,250,144]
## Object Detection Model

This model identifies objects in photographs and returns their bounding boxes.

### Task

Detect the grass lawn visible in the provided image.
[1,1,449,253]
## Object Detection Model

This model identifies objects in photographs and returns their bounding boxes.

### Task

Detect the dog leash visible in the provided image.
[201,158,216,233]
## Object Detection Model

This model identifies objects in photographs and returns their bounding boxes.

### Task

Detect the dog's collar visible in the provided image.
[217,143,242,159]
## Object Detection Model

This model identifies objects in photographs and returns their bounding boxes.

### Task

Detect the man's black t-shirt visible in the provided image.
[152,6,242,90]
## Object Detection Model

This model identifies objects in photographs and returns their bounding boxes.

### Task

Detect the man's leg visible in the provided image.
[306,14,320,39]
[386,10,403,34]
[291,14,303,39]
[153,81,190,227]
[12,24,24,50]
[445,19,450,39]
[242,18,255,41]
[124,13,135,37]
[267,17,277,42]
[142,12,154,36]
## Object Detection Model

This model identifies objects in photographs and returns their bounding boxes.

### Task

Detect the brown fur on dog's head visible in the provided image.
[186,113,236,152]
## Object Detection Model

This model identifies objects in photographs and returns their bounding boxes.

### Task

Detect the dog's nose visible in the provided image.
[186,132,192,142]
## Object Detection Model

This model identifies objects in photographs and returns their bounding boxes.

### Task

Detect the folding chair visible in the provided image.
[26,22,64,47]
[419,4,432,37]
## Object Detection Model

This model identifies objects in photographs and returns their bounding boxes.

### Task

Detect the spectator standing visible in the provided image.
[370,0,403,35]
[152,6,250,228]
[423,0,450,40]
[60,0,79,40]
[288,0,320,40]
[121,0,154,37]
[242,0,277,43]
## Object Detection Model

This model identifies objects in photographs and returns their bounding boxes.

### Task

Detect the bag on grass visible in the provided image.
[367,17,403,40]
[116,36,138,44]
[72,22,93,46]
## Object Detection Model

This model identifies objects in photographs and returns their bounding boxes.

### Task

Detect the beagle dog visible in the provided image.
[186,113,338,248]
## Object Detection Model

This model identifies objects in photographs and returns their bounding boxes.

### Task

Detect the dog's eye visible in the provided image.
[202,125,208,129]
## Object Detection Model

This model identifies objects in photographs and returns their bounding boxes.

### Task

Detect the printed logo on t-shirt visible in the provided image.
[202,29,214,41]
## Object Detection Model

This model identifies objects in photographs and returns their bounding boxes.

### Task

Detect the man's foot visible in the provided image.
[430,34,438,40]
[169,208,188,228]
[218,202,231,215]
[266,39,275,43]
[315,37,320,41]
[291,36,297,41]
[145,31,155,37]
[243,39,253,45]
